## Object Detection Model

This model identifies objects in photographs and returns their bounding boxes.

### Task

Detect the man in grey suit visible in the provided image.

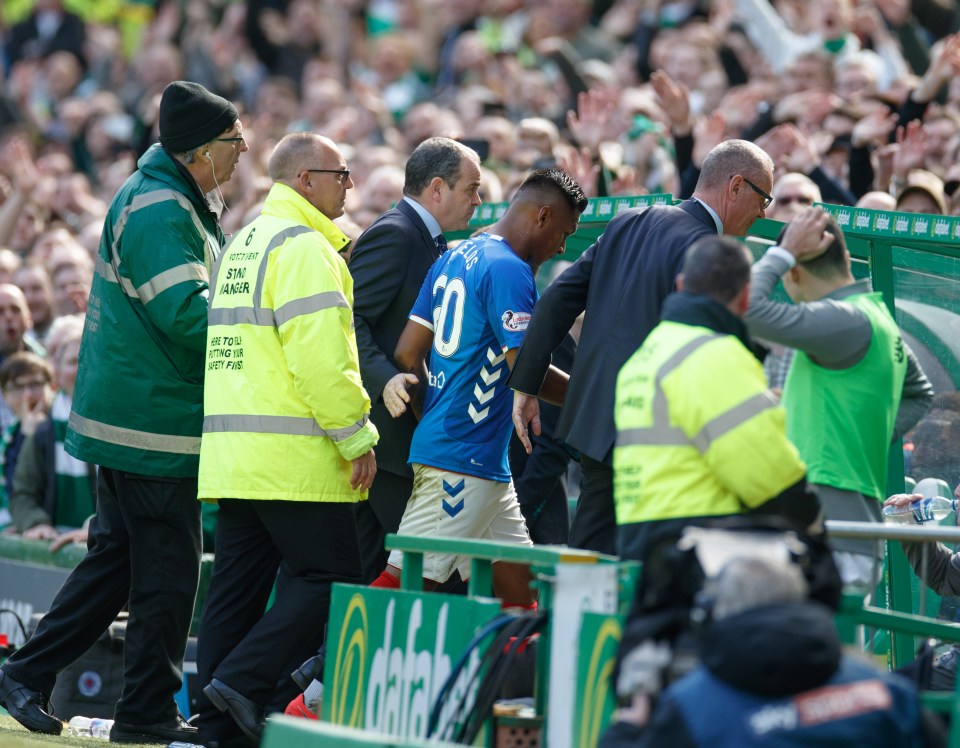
[510,140,775,557]
[349,137,482,580]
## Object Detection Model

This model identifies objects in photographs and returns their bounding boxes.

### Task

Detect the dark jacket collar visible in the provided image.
[396,198,437,252]
[661,291,752,351]
[140,144,220,222]
[679,198,721,234]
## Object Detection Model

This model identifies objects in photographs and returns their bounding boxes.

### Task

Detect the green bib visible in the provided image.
[782,292,906,500]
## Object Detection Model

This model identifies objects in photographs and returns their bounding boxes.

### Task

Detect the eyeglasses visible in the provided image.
[216,136,246,145]
[303,169,351,184]
[742,177,773,210]
[6,379,48,393]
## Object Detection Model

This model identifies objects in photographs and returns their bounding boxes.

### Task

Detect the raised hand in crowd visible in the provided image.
[773,90,844,130]
[556,144,601,198]
[692,111,727,168]
[0,138,39,248]
[650,70,692,137]
[892,120,927,182]
[873,0,910,27]
[716,85,765,132]
[851,107,899,149]
[912,32,960,103]
[776,124,823,174]
[854,2,898,50]
[709,0,736,37]
[566,89,619,157]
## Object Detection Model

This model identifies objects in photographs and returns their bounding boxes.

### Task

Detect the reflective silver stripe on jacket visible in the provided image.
[617,333,718,450]
[103,189,217,302]
[208,225,334,328]
[690,391,777,453]
[95,255,138,298]
[274,291,349,327]
[138,263,209,304]
[204,413,368,442]
[68,412,201,455]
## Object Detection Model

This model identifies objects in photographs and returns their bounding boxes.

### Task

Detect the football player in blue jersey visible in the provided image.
[375,169,587,605]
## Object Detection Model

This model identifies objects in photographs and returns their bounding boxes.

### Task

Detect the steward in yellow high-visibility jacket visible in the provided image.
[199,165,378,504]
[613,237,821,561]
[195,135,379,745]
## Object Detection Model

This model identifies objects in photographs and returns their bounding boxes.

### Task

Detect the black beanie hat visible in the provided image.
[158,81,239,154]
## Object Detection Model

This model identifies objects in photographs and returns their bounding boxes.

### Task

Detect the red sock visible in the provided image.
[370,570,400,589]
[504,633,538,654]
[501,600,538,612]
[284,693,318,720]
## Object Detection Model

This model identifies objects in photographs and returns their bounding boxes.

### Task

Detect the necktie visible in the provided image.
[435,234,448,255]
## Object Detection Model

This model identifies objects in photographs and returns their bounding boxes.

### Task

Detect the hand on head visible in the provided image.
[779,206,832,262]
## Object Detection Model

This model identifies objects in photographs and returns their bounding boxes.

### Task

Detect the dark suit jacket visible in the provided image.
[349,199,440,478]
[509,199,718,464]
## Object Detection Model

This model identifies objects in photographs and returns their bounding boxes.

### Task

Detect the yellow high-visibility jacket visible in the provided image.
[199,183,378,503]
[614,319,807,554]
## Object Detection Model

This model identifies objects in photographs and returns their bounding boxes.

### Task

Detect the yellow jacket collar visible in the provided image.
[261,182,350,253]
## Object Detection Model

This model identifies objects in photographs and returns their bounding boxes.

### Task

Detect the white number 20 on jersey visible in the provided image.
[431,274,466,357]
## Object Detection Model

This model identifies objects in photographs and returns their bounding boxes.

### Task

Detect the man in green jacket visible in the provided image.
[0,81,247,744]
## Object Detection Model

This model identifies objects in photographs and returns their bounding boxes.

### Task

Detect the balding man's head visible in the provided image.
[269,132,354,220]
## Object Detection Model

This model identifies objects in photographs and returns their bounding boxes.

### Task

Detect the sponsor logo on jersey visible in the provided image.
[501,310,531,331]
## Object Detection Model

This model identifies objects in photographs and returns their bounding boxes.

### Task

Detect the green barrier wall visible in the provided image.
[0,536,214,639]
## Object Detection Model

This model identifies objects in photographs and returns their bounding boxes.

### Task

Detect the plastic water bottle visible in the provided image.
[66,716,114,738]
[882,497,958,524]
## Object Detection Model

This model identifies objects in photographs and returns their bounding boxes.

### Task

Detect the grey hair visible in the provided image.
[404,137,478,196]
[172,148,203,165]
[696,139,774,192]
[709,556,808,621]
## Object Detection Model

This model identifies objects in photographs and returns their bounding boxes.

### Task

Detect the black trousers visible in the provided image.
[196,499,363,745]
[3,467,201,724]
[355,470,413,583]
[568,455,617,556]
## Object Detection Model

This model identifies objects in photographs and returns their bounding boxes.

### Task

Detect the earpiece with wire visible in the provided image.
[205,149,230,213]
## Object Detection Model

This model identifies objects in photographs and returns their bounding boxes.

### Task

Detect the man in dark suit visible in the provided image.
[509,139,775,556]
[349,136,482,581]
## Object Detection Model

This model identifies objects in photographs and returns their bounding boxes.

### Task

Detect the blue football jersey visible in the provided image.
[407,233,537,481]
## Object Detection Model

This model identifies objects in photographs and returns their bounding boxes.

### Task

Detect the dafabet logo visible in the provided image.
[329,591,485,740]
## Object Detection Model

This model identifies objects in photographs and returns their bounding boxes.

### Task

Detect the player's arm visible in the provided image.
[388,318,433,420]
